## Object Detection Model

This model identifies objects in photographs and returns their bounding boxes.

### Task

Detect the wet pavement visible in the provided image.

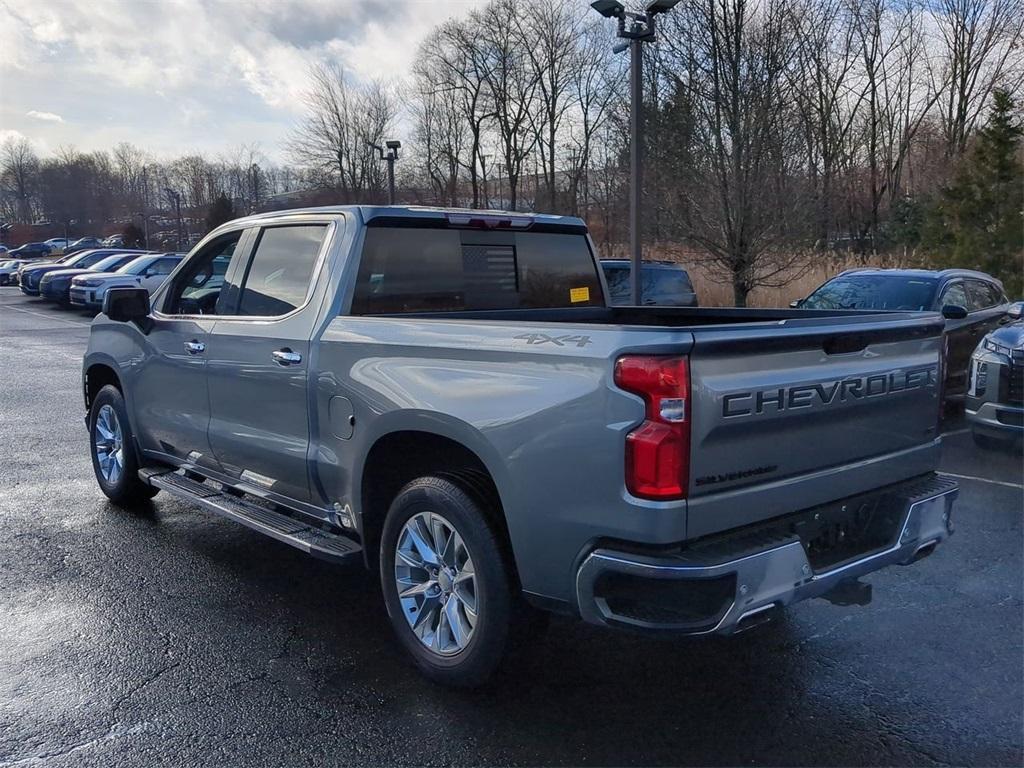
[1,291,1021,767]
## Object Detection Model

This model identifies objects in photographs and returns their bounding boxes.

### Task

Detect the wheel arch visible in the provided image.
[83,357,123,412]
[357,423,519,583]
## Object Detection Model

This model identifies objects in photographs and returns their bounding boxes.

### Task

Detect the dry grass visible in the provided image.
[640,246,906,308]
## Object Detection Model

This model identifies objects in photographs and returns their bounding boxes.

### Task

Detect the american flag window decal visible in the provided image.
[462,244,518,297]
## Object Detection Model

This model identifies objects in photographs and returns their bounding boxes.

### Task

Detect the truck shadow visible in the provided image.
[179,521,971,767]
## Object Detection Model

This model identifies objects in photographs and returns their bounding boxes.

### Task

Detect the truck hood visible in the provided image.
[985,321,1024,350]
[72,271,133,283]
[42,268,98,280]
[20,263,66,277]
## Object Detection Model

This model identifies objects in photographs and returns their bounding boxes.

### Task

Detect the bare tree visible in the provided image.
[480,0,542,210]
[930,0,1024,156]
[288,63,397,202]
[848,0,945,247]
[788,0,863,246]
[663,0,809,306]
[566,22,623,218]
[1,137,40,223]
[417,21,495,208]
[518,0,582,210]
[412,62,469,206]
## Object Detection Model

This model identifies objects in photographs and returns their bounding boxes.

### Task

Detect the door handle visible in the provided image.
[184,340,205,354]
[272,349,302,365]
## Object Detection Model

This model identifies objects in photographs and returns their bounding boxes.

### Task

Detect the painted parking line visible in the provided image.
[939,471,1023,490]
[0,303,91,328]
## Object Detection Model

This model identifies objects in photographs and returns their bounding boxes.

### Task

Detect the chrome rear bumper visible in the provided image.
[575,474,957,634]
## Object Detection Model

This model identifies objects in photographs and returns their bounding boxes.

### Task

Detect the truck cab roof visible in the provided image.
[221,205,587,232]
[838,267,1004,286]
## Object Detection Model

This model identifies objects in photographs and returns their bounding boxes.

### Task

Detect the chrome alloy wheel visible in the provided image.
[94,404,124,485]
[394,511,478,656]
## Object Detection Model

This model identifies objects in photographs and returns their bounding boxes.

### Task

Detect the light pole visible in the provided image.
[164,187,183,251]
[369,140,401,204]
[480,154,491,209]
[141,165,150,248]
[590,0,679,306]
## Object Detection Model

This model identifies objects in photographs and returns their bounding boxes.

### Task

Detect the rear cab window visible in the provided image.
[351,226,603,314]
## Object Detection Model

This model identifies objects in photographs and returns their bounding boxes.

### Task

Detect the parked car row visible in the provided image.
[4,249,184,310]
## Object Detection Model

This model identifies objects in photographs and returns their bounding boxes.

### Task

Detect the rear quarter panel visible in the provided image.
[313,317,693,603]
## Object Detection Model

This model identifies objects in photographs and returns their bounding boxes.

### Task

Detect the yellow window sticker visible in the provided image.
[569,286,590,303]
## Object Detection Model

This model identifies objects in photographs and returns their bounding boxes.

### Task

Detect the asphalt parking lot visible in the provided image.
[0,290,1021,768]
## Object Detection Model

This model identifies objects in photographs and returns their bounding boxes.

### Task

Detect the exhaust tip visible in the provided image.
[911,540,938,562]
[734,604,779,634]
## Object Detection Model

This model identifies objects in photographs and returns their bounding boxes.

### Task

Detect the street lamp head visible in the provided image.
[646,0,681,14]
[590,0,626,18]
[385,140,401,150]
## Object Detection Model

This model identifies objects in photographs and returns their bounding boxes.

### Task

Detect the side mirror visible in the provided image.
[1007,301,1023,320]
[104,287,152,331]
[941,304,968,320]
[789,299,801,308]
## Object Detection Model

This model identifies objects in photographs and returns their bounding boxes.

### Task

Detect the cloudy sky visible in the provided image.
[0,0,486,161]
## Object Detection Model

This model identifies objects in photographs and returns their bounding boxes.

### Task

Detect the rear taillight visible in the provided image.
[614,355,691,500]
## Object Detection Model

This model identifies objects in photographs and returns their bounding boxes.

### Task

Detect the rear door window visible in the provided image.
[965,281,987,311]
[351,227,603,314]
[236,225,327,317]
[149,257,179,276]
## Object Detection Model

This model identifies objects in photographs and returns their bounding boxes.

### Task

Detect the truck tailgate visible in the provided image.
[686,313,944,536]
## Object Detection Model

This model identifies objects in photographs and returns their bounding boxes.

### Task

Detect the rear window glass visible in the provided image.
[603,264,694,303]
[802,275,938,311]
[351,227,603,314]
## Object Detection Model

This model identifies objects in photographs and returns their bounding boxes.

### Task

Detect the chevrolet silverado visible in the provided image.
[82,206,958,686]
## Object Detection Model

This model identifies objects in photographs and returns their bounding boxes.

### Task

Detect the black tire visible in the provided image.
[379,475,520,687]
[88,384,159,506]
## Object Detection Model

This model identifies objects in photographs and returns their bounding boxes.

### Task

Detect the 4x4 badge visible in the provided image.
[514,333,592,348]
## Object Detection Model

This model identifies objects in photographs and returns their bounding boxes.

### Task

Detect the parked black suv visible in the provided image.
[797,268,1011,397]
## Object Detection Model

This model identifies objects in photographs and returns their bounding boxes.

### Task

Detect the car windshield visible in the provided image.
[802,275,938,311]
[76,250,122,268]
[116,256,156,275]
[88,255,127,272]
[53,252,90,267]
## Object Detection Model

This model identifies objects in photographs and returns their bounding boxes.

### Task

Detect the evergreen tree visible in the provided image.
[205,192,236,233]
[925,90,1024,297]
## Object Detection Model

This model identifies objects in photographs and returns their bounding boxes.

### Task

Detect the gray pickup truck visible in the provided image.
[83,206,958,686]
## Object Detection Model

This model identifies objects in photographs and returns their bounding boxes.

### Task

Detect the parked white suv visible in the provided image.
[70,253,183,310]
